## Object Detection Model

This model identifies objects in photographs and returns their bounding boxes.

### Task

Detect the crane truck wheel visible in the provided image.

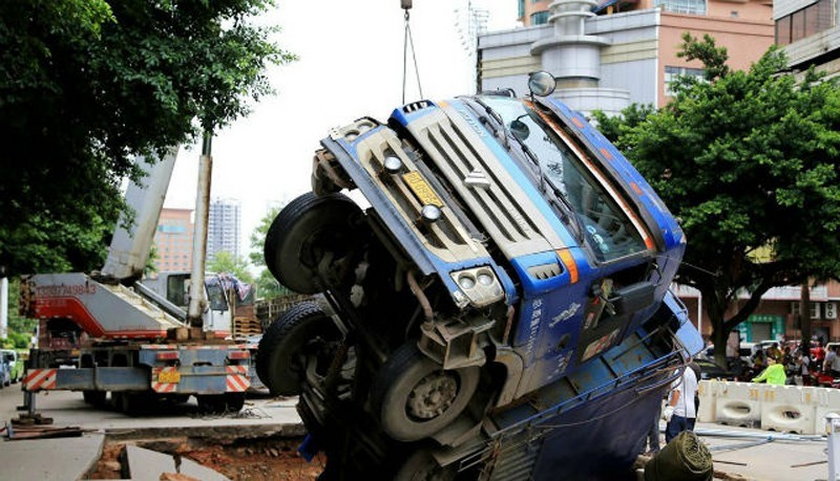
[374,343,480,442]
[256,301,341,396]
[83,390,107,407]
[263,192,363,294]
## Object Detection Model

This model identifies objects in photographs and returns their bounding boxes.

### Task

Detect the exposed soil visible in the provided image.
[87,436,325,481]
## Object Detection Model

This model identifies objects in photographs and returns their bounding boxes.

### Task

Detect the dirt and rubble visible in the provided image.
[86,436,325,481]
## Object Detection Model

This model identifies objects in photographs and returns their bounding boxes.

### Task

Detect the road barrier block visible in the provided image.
[714,382,763,428]
[697,380,718,423]
[815,388,840,433]
[760,385,817,434]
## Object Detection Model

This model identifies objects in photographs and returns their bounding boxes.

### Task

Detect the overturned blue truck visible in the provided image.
[257,72,703,480]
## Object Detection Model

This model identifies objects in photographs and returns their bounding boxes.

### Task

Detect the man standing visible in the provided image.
[664,363,698,443]
[825,346,840,377]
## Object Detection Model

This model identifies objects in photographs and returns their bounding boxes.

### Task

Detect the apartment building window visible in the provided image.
[530,10,549,25]
[655,0,706,15]
[664,66,705,96]
[518,0,525,18]
[775,0,834,46]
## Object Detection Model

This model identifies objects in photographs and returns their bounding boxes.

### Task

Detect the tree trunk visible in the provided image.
[712,325,728,367]
[800,283,812,354]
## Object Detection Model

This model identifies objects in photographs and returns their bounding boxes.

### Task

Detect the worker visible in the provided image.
[826,345,840,378]
[752,357,787,385]
[663,363,698,443]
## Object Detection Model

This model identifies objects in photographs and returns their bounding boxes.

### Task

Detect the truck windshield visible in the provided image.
[478,96,648,262]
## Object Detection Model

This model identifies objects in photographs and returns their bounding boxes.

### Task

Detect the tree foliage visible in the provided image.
[2,278,37,349]
[593,34,840,363]
[249,204,290,299]
[207,251,254,284]
[0,0,295,276]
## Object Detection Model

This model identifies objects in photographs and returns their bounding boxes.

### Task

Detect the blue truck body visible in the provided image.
[262,86,701,479]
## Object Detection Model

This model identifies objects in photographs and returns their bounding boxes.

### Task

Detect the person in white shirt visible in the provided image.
[663,363,698,443]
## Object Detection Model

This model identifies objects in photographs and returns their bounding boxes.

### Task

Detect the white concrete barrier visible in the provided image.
[697,380,718,423]
[699,382,840,434]
[714,382,763,428]
[760,385,817,434]
[815,388,840,433]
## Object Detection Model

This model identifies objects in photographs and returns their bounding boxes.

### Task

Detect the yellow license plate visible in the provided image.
[402,172,443,207]
[158,370,181,383]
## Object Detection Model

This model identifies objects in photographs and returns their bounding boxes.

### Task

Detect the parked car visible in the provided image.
[0,355,9,387]
[695,358,737,381]
[1,349,24,384]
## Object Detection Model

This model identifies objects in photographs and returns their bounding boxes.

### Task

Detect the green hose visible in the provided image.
[644,431,713,481]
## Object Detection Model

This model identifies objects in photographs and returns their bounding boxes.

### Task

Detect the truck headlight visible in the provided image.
[383,155,403,173]
[450,267,504,308]
[421,204,442,222]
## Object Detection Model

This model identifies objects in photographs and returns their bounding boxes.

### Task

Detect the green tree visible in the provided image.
[249,204,289,299]
[0,0,296,276]
[3,278,38,348]
[594,34,840,365]
[207,251,254,284]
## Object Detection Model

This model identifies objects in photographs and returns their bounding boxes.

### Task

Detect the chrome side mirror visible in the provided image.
[528,71,556,97]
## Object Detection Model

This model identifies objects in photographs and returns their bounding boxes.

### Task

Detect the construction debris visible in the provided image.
[5,422,83,440]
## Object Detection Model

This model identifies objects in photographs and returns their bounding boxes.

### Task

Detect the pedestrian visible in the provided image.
[767,343,783,364]
[750,348,766,380]
[664,363,698,443]
[752,357,787,385]
[794,345,811,386]
[812,340,826,372]
[825,346,840,377]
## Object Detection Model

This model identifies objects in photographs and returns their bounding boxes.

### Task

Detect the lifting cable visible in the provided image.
[401,1,423,104]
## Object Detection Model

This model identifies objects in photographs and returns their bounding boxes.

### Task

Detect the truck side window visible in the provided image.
[206,283,228,311]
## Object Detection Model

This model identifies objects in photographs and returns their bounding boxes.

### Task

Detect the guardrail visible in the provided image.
[698,380,840,435]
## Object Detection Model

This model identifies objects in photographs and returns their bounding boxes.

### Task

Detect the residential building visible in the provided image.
[153,208,193,272]
[518,0,553,26]
[208,198,241,260]
[480,0,773,115]
[774,0,840,79]
[678,282,840,343]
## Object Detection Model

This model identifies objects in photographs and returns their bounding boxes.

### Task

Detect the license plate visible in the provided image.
[402,172,443,207]
[158,370,181,383]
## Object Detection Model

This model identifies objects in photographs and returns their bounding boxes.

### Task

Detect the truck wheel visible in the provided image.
[83,390,107,407]
[224,392,246,412]
[263,192,363,294]
[113,392,145,415]
[257,301,341,396]
[375,343,479,442]
[394,449,456,481]
[197,393,244,414]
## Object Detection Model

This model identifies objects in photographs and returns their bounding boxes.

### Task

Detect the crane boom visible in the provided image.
[100,147,179,283]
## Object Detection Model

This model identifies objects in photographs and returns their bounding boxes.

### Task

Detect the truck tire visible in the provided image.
[197,393,245,414]
[374,343,480,442]
[263,192,363,294]
[83,390,107,407]
[257,301,340,396]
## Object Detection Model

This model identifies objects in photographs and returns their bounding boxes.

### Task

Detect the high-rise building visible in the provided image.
[153,208,193,272]
[208,198,241,260]
[481,1,773,115]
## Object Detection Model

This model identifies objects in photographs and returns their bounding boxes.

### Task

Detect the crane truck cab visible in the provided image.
[257,72,702,480]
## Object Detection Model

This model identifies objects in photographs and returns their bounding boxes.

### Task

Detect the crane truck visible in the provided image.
[256,72,703,480]
[19,147,252,414]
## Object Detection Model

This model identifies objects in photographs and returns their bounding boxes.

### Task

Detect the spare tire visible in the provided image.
[264,192,363,294]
